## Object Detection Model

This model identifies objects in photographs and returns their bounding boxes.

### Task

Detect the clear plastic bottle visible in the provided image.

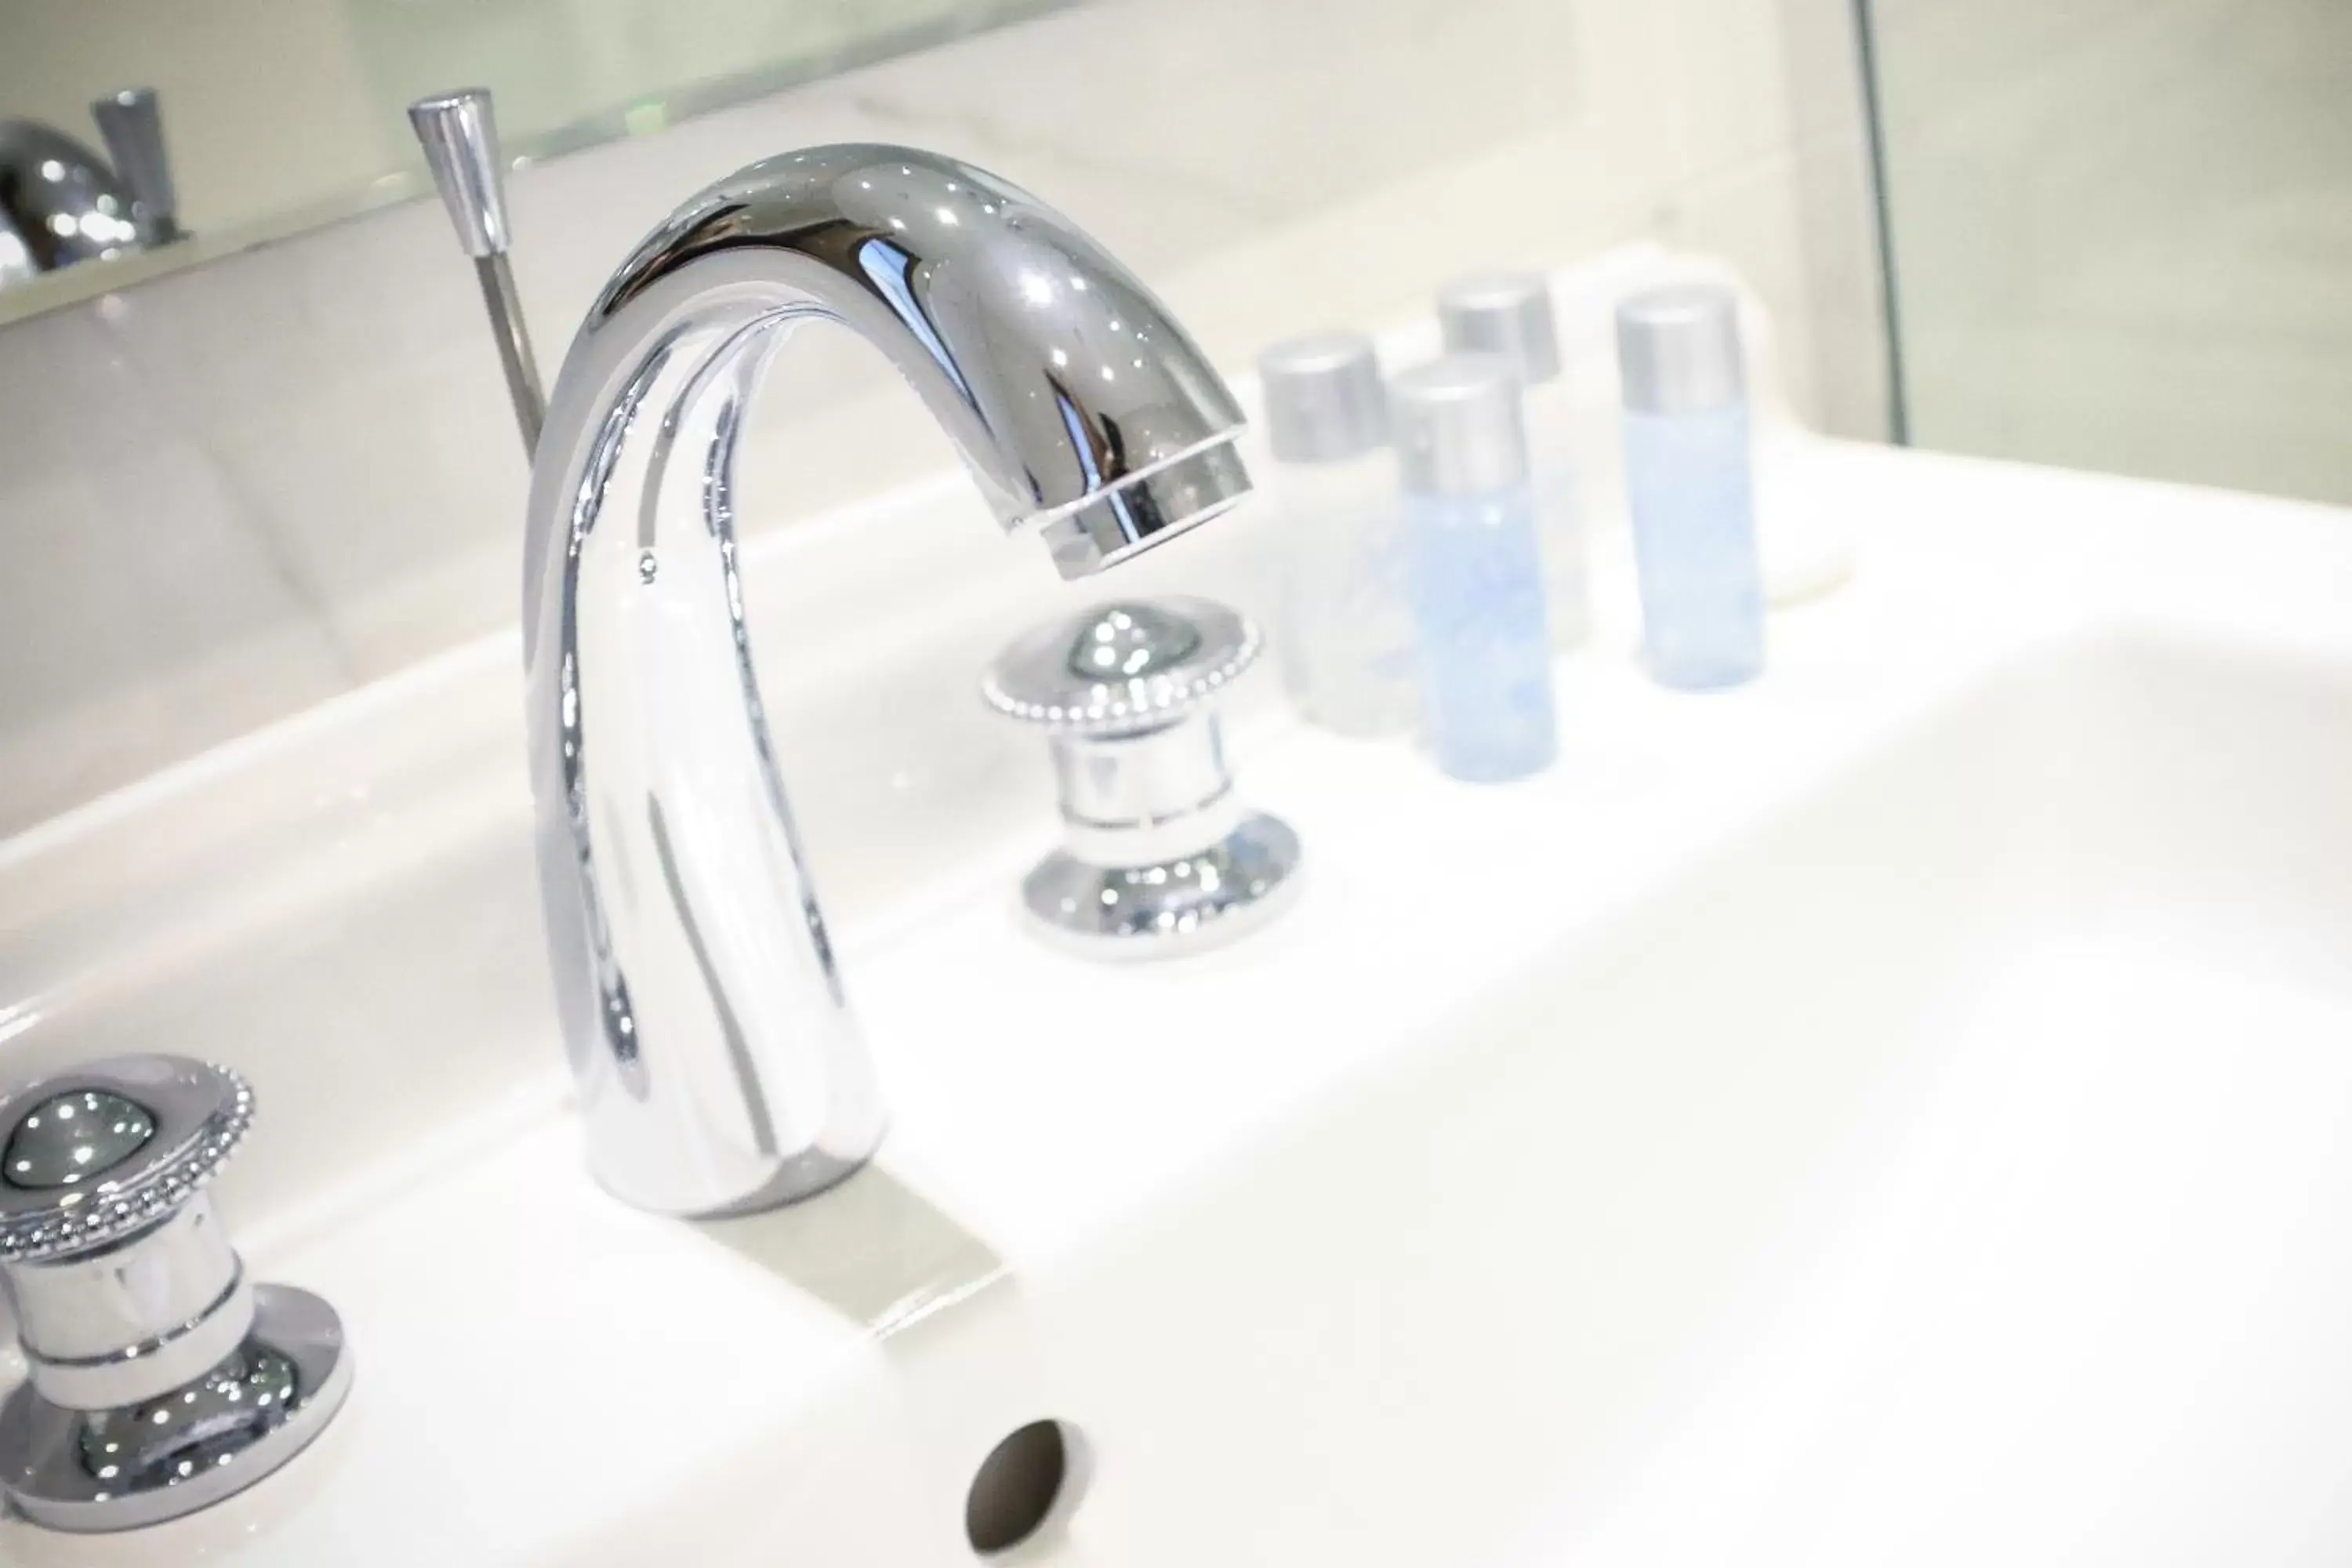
[1616,285,1765,690]
[1258,331,1417,736]
[1437,270,1589,649]
[1391,354,1556,782]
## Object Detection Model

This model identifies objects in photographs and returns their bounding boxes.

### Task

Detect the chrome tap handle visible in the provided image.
[408,86,510,260]
[0,1056,250,1266]
[89,87,182,245]
[984,598,1302,957]
[0,1055,352,1533]
[408,86,545,455]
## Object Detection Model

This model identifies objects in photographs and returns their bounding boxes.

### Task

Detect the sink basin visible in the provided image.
[6,258,2352,1563]
[30,611,2352,1567]
[1073,628,2352,1568]
[1533,637,2352,1567]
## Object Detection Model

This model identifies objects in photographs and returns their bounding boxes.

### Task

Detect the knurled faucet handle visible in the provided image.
[408,86,511,260]
[982,597,1262,735]
[89,86,181,245]
[0,1054,353,1533]
[0,1054,250,1265]
[984,597,1302,957]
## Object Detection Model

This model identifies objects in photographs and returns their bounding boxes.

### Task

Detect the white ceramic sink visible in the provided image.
[6,256,2352,1563]
[1464,630,2352,1565]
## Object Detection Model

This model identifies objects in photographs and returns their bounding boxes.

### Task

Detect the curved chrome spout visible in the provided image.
[522,145,1250,1216]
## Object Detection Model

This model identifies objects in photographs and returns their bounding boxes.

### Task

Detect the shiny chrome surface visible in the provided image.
[0,1284,351,1534]
[523,143,1249,1216]
[1,1090,155,1187]
[1021,814,1305,958]
[0,1055,252,1265]
[89,89,182,246]
[8,1201,253,1410]
[409,89,546,455]
[0,91,181,291]
[408,89,514,261]
[0,120,142,284]
[985,597,1300,956]
[984,599,1259,731]
[0,1056,350,1530]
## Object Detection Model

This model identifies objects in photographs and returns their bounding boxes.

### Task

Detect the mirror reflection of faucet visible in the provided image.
[0,89,183,289]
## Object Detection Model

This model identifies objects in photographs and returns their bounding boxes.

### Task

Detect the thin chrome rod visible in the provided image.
[476,252,545,454]
[408,88,546,459]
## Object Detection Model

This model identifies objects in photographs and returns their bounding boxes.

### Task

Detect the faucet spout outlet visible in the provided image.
[522,144,1250,1217]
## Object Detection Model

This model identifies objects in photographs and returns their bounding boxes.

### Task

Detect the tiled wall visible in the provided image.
[1872,0,2352,506]
[0,0,1886,837]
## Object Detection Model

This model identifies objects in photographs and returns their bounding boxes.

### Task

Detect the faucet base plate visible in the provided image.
[0,1283,352,1534]
[1018,810,1303,960]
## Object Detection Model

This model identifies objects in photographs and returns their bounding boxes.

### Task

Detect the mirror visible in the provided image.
[0,0,1069,323]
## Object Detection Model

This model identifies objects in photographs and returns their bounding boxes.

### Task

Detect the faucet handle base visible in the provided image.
[0,1283,352,1534]
[1019,811,1303,960]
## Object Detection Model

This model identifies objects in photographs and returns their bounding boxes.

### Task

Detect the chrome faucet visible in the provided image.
[0,90,181,290]
[522,144,1251,1216]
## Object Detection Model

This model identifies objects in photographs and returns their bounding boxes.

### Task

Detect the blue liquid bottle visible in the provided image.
[1437,270,1590,650]
[1390,354,1556,782]
[1616,285,1765,690]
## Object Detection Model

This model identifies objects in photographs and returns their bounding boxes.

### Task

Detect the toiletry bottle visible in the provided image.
[1437,271,1589,648]
[1259,331,1417,736]
[1616,285,1765,690]
[1391,354,1557,782]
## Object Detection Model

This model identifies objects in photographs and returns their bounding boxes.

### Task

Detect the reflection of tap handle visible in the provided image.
[91,87,182,244]
[408,87,544,456]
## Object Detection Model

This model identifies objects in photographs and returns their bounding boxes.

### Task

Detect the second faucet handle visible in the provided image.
[985,597,1303,957]
[0,1055,353,1532]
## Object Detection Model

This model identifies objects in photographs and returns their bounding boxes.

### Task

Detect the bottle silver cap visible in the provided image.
[1390,354,1528,498]
[1616,284,1745,414]
[1258,331,1387,463]
[1436,271,1562,387]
